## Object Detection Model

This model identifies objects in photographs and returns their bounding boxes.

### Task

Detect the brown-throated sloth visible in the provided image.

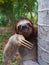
[3,17,38,65]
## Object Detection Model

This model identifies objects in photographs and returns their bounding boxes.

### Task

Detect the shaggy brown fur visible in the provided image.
[15,17,38,65]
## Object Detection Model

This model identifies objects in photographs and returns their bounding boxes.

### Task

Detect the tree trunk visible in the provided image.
[38,0,49,65]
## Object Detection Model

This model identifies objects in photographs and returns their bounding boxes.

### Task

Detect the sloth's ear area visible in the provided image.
[33,24,38,37]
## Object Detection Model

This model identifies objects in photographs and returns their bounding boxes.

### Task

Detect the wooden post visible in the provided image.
[38,0,49,65]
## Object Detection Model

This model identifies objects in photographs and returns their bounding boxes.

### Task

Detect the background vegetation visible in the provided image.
[0,0,38,65]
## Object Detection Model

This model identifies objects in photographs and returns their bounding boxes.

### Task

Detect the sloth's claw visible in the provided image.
[22,39,33,46]
[20,39,33,49]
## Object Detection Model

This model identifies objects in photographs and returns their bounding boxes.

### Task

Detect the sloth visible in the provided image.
[3,17,38,65]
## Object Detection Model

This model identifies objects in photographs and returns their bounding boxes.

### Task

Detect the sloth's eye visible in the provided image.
[27,23,32,27]
[18,25,22,31]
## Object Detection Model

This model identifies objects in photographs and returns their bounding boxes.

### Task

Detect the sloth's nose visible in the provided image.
[21,23,27,29]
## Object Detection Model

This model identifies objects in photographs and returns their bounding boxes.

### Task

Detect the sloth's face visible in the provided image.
[16,20,33,37]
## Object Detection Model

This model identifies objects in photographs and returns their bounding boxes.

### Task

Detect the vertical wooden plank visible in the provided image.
[38,0,49,65]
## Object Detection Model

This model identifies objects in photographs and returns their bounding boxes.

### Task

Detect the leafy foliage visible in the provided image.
[0,0,38,26]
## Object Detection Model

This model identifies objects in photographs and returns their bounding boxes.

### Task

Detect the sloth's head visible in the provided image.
[15,17,33,38]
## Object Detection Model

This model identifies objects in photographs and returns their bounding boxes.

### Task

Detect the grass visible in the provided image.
[0,33,9,65]
[0,45,4,65]
[0,33,11,42]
